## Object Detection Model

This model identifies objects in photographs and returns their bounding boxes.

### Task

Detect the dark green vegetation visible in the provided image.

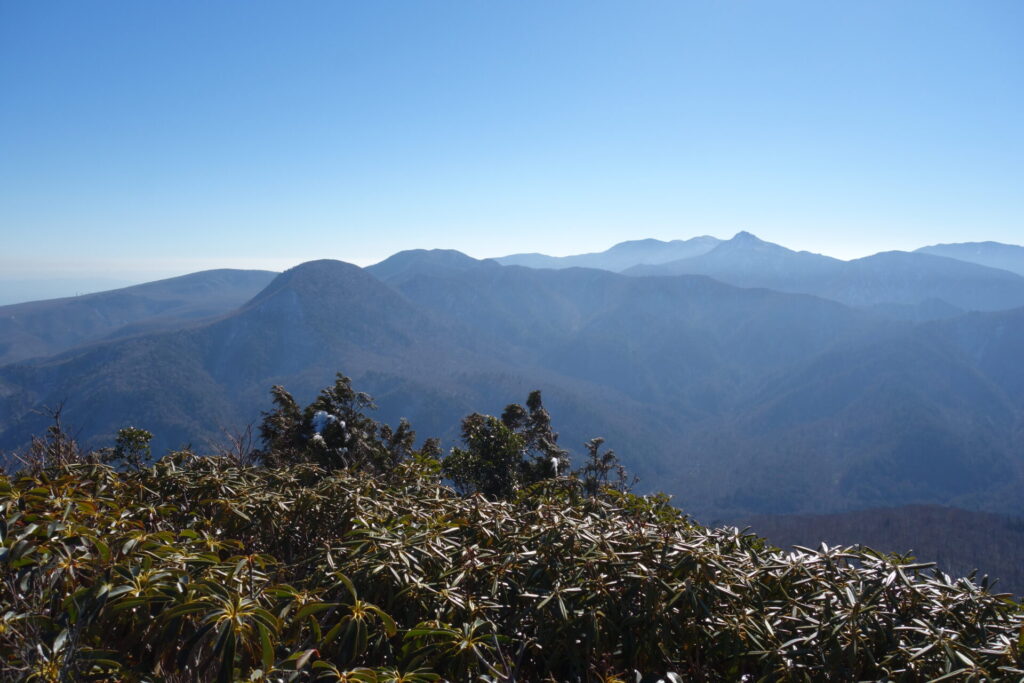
[3,379,1023,682]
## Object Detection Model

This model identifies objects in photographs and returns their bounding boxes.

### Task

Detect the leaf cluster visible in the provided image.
[1,378,1023,681]
[3,457,1023,681]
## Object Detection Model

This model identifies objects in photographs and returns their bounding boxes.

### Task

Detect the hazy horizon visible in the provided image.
[4,229,1024,306]
[3,1,1022,289]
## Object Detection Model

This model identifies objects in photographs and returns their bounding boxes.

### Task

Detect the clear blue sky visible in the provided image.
[1,1,1022,290]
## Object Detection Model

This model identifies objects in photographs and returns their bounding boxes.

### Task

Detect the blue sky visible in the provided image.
[1,1,1022,292]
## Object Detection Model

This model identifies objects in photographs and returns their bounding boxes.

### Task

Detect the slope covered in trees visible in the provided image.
[0,269,277,366]
[2,377,1022,682]
[2,257,1024,523]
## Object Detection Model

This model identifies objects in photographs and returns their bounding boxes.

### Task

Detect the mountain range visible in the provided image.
[623,232,1024,315]
[498,233,1024,319]
[2,236,1022,528]
[496,235,722,272]
[0,269,277,366]
[916,241,1024,277]
[498,232,1024,283]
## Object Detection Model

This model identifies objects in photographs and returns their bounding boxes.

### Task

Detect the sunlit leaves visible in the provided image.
[2,454,1022,681]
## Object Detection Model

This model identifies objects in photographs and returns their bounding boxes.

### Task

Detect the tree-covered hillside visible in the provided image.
[3,258,1024,522]
[0,269,277,366]
[2,377,1022,682]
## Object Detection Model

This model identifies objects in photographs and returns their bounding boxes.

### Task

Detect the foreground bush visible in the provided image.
[2,453,1023,682]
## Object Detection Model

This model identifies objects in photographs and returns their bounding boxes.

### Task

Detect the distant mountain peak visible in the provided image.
[495,235,722,272]
[367,248,496,284]
[246,259,373,306]
[916,241,1024,277]
[703,231,779,255]
[607,237,669,249]
[376,248,481,267]
[729,231,765,244]
[605,235,720,251]
[925,240,1015,250]
[278,259,365,283]
[288,258,358,272]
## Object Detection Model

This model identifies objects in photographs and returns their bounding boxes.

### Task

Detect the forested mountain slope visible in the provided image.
[0,269,277,365]
[0,260,673,482]
[1,255,1022,521]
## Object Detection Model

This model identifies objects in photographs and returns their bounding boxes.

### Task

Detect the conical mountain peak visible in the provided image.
[729,231,766,245]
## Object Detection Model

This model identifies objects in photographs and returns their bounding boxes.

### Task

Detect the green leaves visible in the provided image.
[2,425,1023,682]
